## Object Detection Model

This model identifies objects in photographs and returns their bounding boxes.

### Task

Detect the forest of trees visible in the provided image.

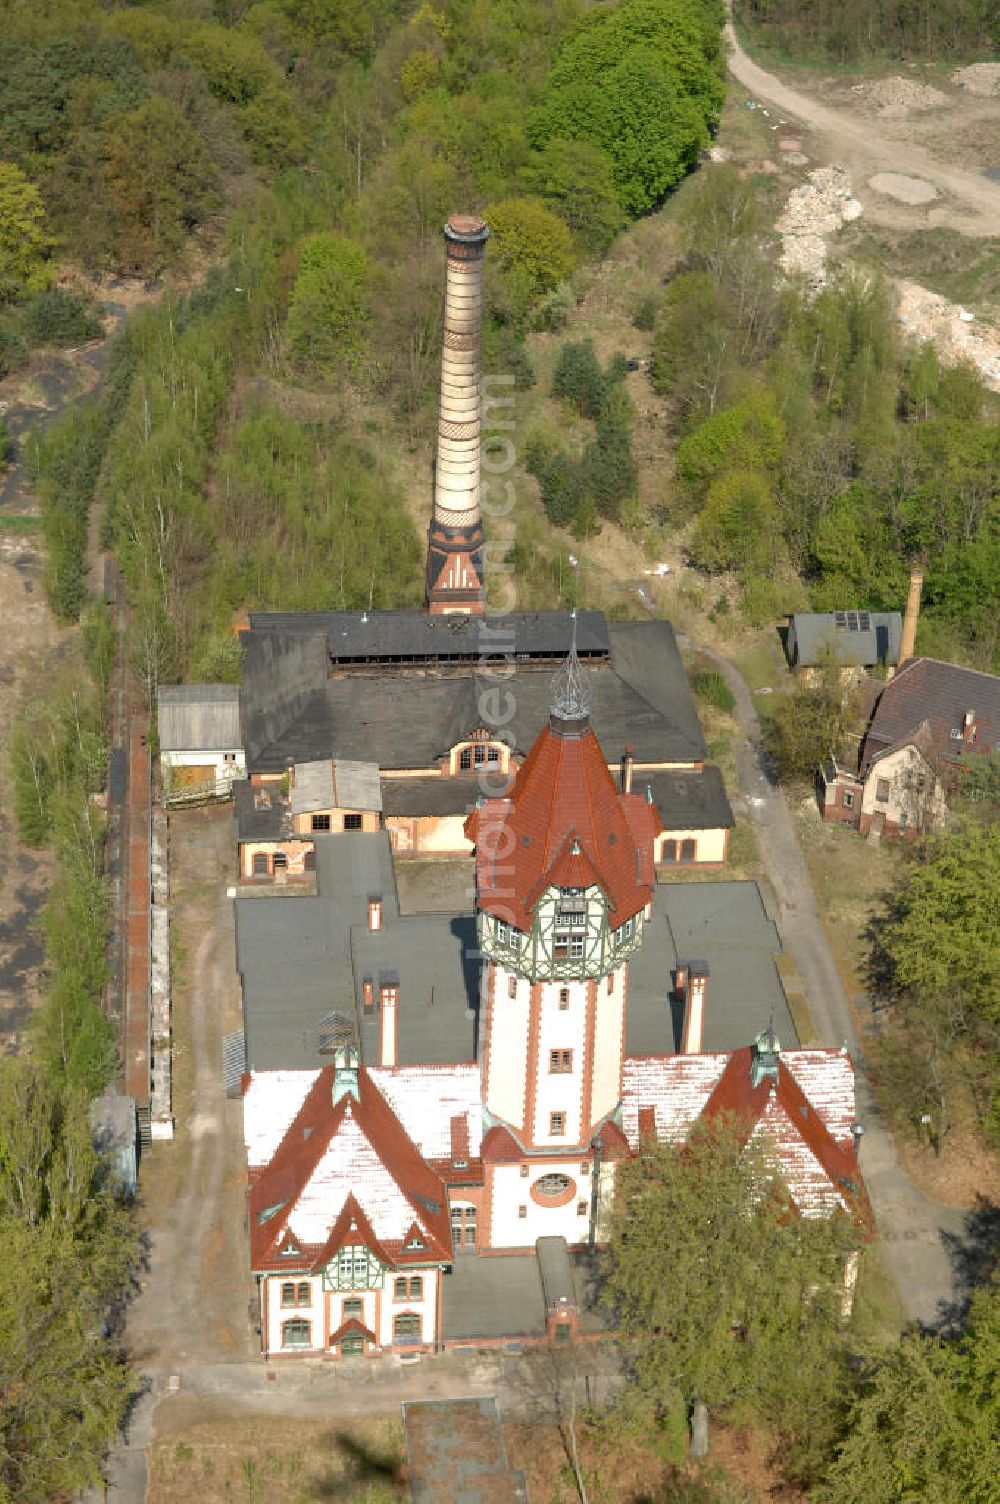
[734,0,999,64]
[648,166,1000,667]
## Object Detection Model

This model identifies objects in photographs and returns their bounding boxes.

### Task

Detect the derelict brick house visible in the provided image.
[821,656,1000,837]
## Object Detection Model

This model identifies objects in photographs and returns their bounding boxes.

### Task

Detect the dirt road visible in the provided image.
[726,21,1000,235]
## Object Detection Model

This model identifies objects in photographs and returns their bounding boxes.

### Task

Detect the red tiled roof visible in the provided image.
[480,1124,524,1163]
[465,719,657,931]
[701,1048,873,1230]
[861,656,1000,775]
[248,1066,453,1271]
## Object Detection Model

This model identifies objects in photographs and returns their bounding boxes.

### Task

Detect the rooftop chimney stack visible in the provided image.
[426,215,489,617]
[898,568,924,667]
[622,744,634,795]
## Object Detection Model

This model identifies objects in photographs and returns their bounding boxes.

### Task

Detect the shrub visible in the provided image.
[21,288,104,348]
[692,667,734,713]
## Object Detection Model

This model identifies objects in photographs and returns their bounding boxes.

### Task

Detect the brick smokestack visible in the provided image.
[898,568,924,666]
[426,215,489,616]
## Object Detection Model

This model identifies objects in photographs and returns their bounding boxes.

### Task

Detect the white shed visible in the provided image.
[158,684,244,792]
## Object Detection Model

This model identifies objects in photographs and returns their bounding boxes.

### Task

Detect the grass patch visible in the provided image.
[692,666,736,715]
[793,804,901,1002]
[150,1409,406,1504]
[842,224,1000,306]
[733,638,784,693]
[0,513,42,533]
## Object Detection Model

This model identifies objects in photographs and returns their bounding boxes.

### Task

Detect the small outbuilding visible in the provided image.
[157,684,244,793]
[785,611,902,675]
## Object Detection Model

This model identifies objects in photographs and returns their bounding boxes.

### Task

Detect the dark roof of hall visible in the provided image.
[240,614,707,774]
[246,608,610,661]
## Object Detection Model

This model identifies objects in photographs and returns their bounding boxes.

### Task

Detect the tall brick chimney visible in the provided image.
[898,568,924,667]
[426,215,489,616]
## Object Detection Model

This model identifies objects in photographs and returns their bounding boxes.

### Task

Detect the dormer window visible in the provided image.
[508,927,520,949]
[496,920,508,945]
[559,888,586,927]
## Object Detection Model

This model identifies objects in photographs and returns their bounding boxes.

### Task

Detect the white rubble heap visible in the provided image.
[776,166,862,294]
[898,281,1000,393]
[851,76,947,117]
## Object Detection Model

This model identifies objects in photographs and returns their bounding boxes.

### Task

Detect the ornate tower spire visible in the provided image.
[426,214,489,617]
[549,621,591,735]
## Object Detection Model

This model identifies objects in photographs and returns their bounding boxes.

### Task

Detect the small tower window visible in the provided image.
[549,1049,573,1074]
[549,1112,566,1137]
[508,976,516,999]
[607,973,614,995]
[558,989,569,1010]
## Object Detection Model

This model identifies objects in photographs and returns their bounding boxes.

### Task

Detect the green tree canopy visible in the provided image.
[885,821,1000,1021]
[690,467,779,576]
[605,1115,857,1471]
[765,656,859,781]
[676,396,785,494]
[286,232,370,373]
[529,0,724,215]
[103,95,219,273]
[818,1284,1000,1504]
[520,137,624,257]
[0,162,50,302]
[0,1058,137,1503]
[482,195,575,308]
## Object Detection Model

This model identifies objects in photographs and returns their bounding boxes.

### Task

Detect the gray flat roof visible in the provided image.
[158,683,241,752]
[441,1249,610,1342]
[648,765,734,831]
[787,612,902,668]
[237,833,400,1070]
[627,881,796,1055]
[233,779,290,843]
[249,608,610,663]
[402,1399,528,1504]
[237,832,479,1071]
[240,615,707,773]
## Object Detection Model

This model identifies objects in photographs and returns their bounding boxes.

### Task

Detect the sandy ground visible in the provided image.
[727,22,1000,236]
[128,804,255,1371]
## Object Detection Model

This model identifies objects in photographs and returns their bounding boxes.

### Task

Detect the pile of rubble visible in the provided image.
[952,63,1000,97]
[898,281,1000,393]
[852,76,947,116]
[777,166,862,294]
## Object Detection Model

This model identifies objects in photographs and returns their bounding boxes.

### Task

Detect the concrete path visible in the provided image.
[683,638,967,1326]
[725,18,1000,236]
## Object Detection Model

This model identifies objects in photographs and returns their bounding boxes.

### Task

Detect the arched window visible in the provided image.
[680,839,697,864]
[280,1282,296,1307]
[459,747,473,771]
[660,840,677,864]
[296,1282,311,1306]
[281,1318,311,1349]
[253,852,270,876]
[393,1312,421,1345]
